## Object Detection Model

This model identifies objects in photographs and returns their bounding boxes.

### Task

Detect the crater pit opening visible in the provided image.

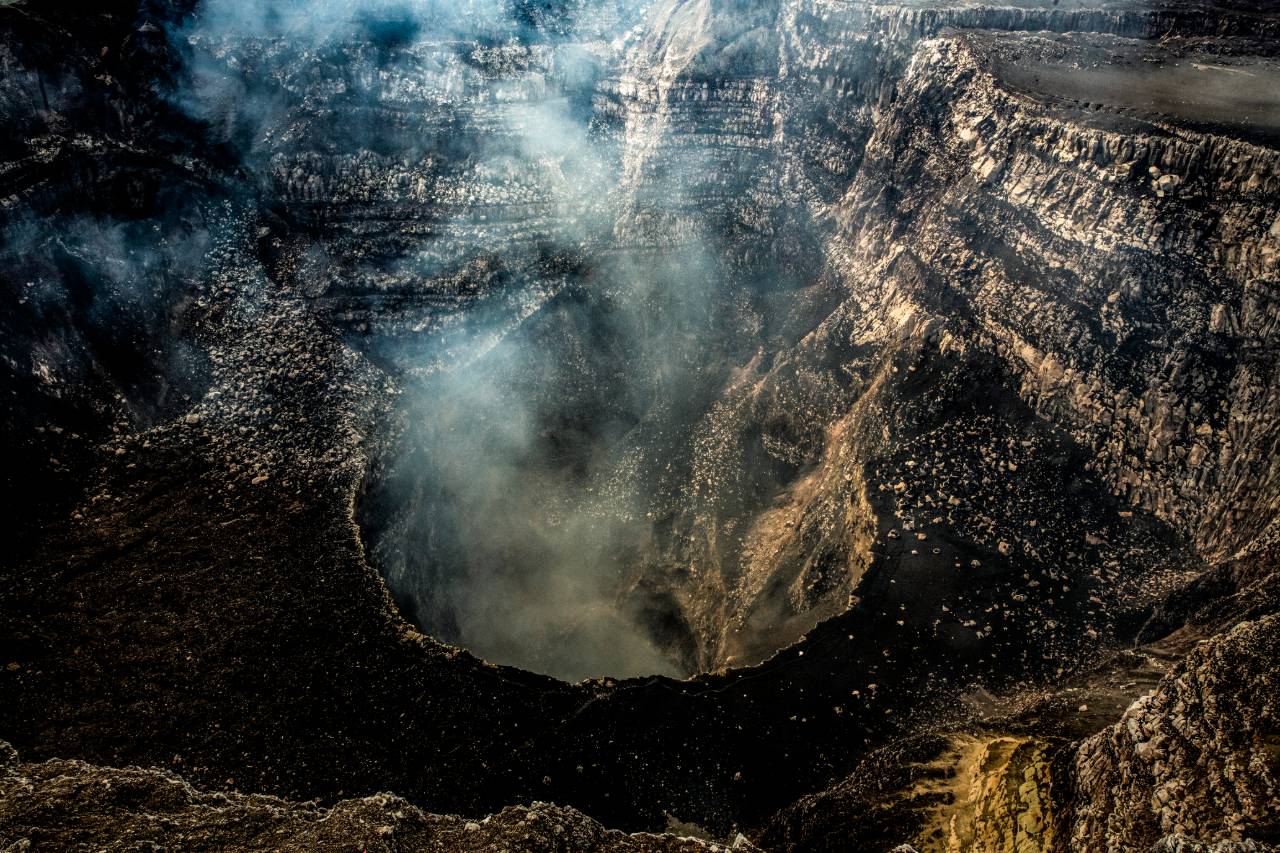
[191,0,847,682]
[355,239,836,682]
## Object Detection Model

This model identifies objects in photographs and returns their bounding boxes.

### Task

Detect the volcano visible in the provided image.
[2,1,1280,850]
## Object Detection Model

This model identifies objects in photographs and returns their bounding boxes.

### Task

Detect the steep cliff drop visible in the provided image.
[2,1,1279,851]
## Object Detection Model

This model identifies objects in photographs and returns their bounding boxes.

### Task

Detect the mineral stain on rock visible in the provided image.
[1,0,1279,850]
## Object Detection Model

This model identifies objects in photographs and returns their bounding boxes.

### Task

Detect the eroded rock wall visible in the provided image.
[1066,614,1280,849]
[827,31,1280,558]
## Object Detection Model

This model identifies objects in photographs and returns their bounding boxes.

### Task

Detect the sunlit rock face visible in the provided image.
[143,0,1280,683]
[3,0,1280,849]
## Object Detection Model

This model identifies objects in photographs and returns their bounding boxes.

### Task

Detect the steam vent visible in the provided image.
[5,0,1280,849]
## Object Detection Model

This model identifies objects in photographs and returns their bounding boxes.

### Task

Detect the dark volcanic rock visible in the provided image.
[0,741,760,852]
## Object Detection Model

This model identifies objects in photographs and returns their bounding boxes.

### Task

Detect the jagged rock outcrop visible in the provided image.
[1066,614,1280,850]
[0,742,758,852]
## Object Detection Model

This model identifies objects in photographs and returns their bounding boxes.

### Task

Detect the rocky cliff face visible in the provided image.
[1067,613,1280,849]
[835,30,1280,558]
[2,0,1279,851]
